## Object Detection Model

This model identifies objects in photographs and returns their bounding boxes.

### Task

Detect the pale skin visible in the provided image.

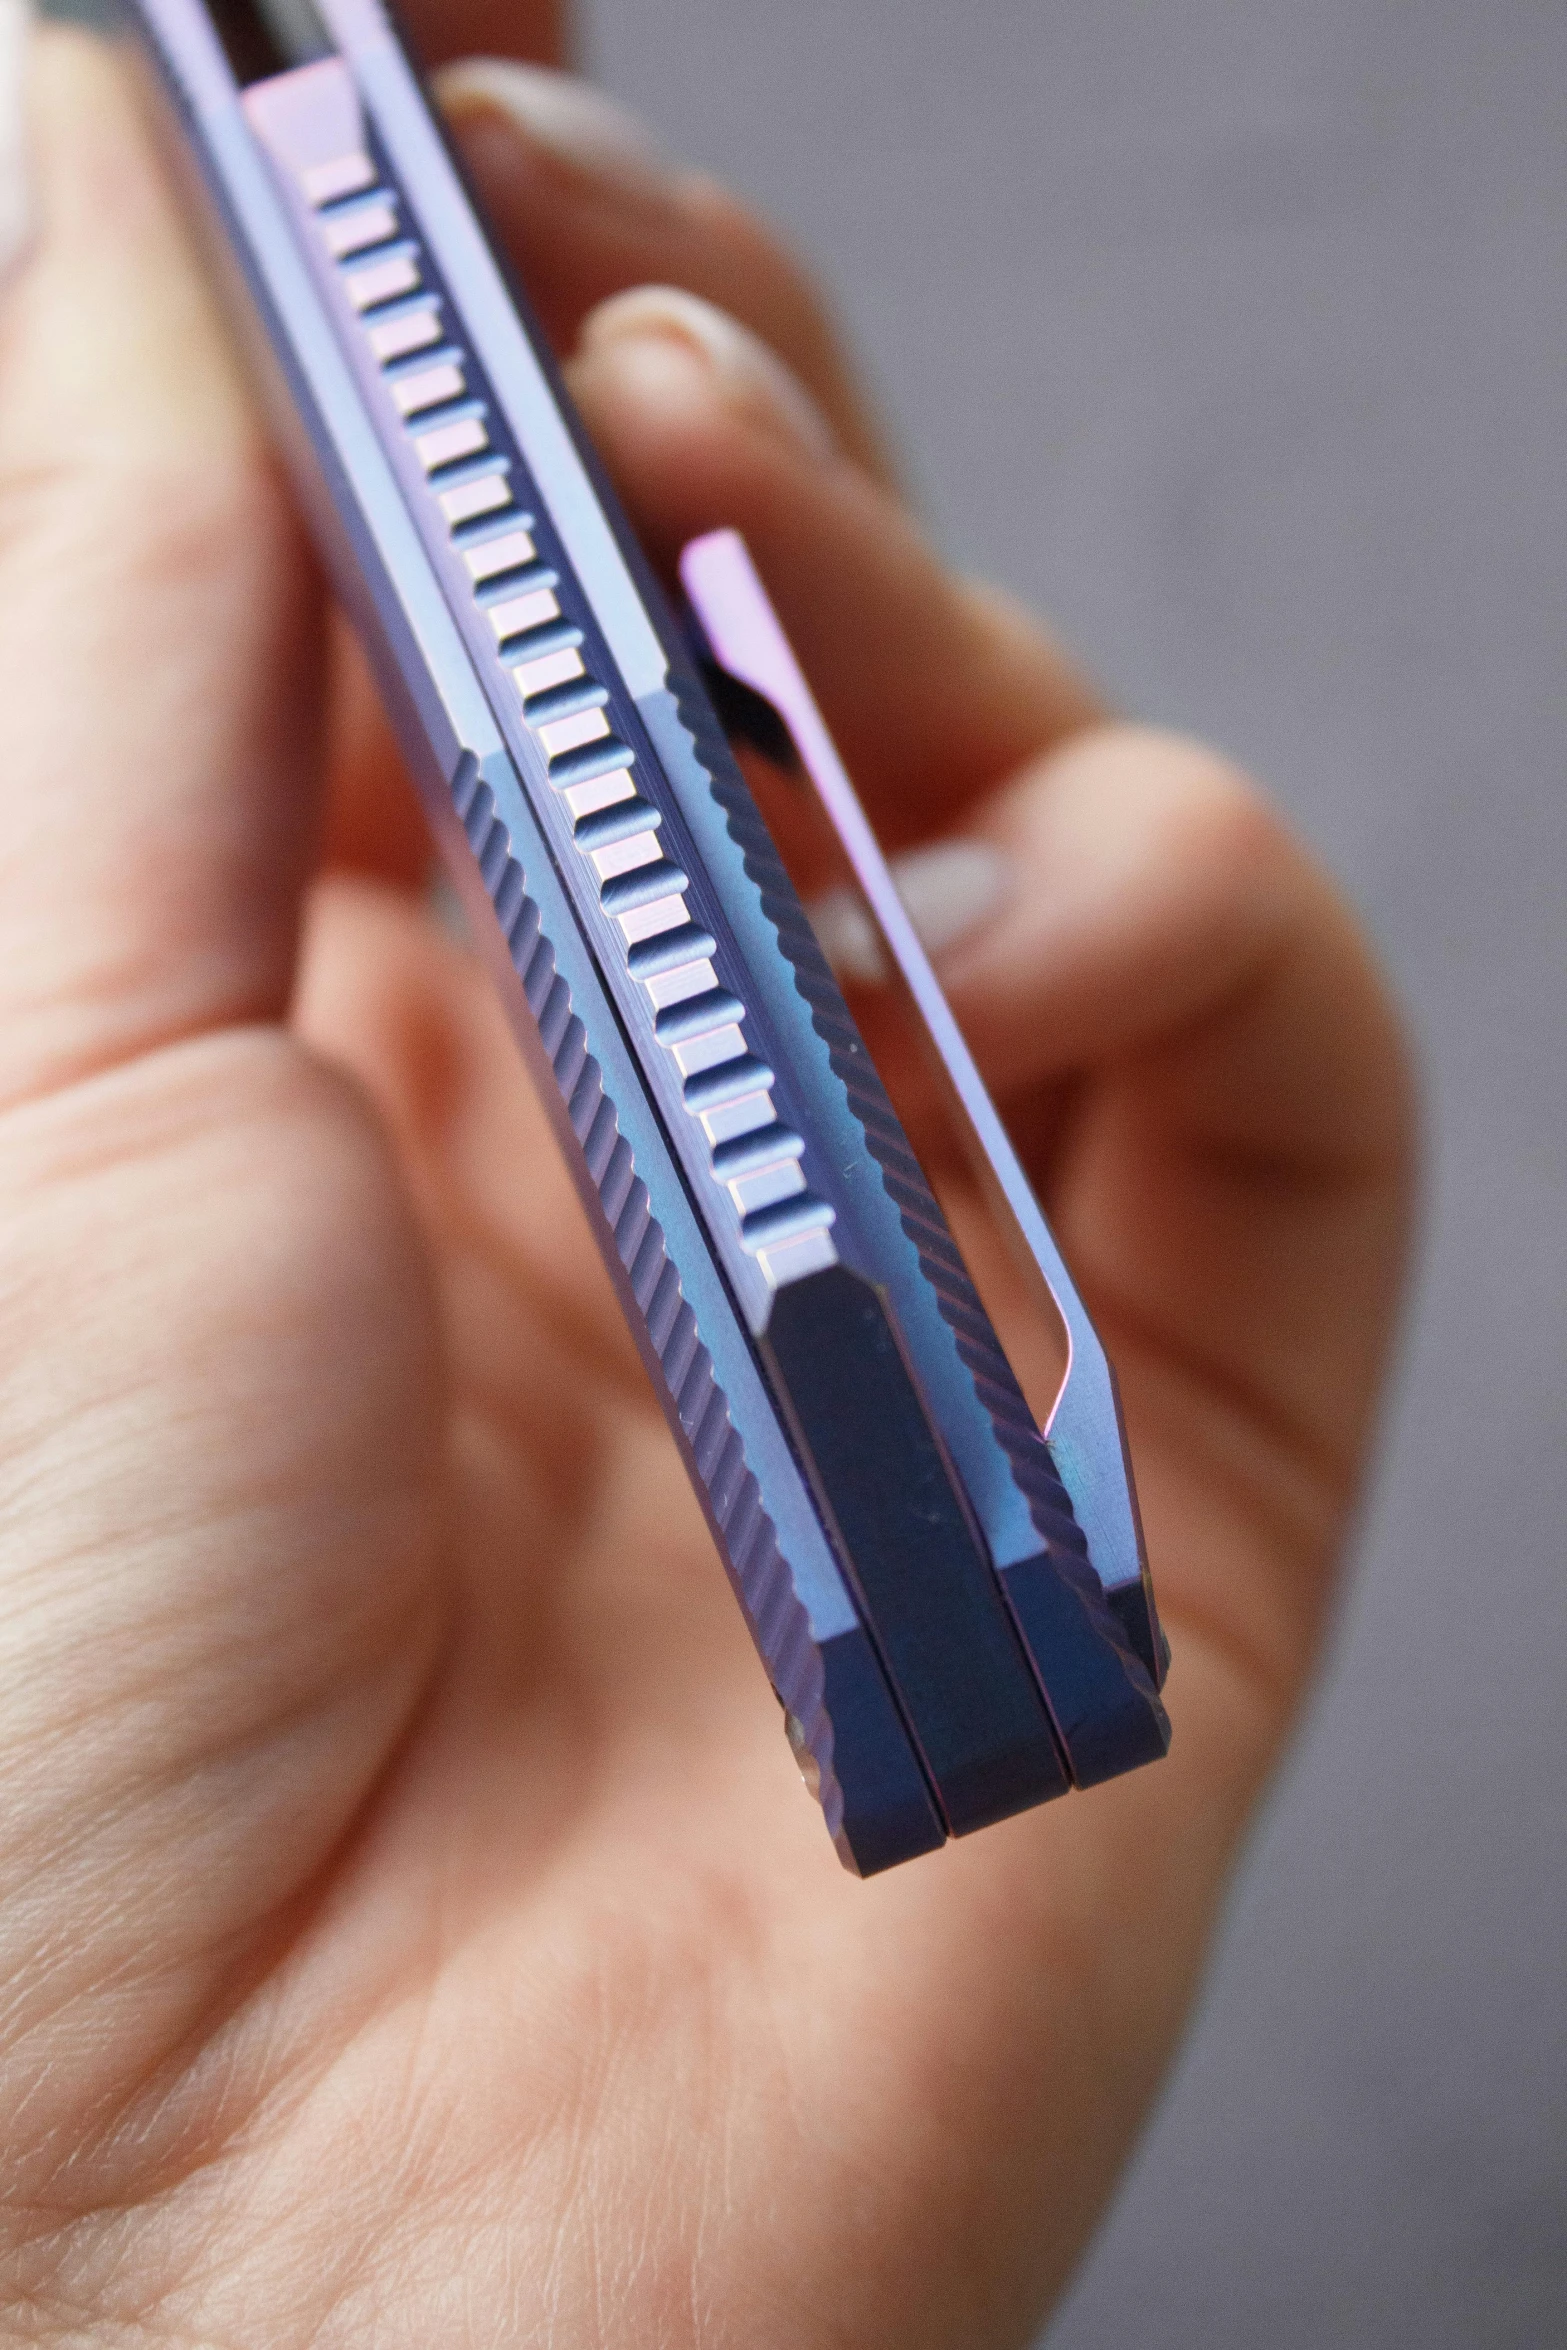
[0,18,1414,2349]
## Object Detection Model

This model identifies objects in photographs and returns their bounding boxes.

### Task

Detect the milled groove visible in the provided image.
[673,671,1100,1581]
[443,764,838,1829]
[298,149,835,1294]
[250,108,853,1834]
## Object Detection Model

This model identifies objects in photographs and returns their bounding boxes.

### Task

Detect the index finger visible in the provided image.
[568,294,1103,843]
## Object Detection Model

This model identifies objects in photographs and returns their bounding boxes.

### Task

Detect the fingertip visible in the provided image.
[579,283,838,462]
[566,300,840,583]
[941,721,1417,1181]
[887,837,1014,964]
[943,723,1299,1017]
[438,56,677,206]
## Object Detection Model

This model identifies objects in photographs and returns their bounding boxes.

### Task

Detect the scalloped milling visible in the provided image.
[295,156,837,1293]
[201,24,1173,1872]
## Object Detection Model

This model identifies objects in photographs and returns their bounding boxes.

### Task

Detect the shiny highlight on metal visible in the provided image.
[126,0,1172,1874]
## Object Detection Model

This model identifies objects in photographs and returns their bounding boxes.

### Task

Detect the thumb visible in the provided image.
[0,31,448,2215]
[0,25,326,1116]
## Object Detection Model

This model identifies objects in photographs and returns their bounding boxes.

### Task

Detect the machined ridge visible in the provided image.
[447,758,842,1839]
[279,119,839,1296]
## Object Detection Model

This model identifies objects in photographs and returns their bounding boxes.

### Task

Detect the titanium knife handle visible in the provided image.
[122,0,1171,1875]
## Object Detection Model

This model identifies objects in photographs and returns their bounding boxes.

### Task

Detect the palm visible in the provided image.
[0,33,1411,2350]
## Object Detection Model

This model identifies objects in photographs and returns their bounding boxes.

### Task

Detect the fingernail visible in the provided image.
[437,60,675,208]
[807,840,1011,988]
[807,885,888,985]
[891,839,1011,962]
[582,284,837,462]
[0,0,33,288]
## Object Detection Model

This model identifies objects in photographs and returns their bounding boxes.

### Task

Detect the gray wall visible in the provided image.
[581,4,1566,2345]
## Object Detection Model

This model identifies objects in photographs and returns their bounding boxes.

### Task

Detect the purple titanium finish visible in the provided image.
[124,0,1169,1866]
[681,531,1170,1719]
[129,0,907,1875]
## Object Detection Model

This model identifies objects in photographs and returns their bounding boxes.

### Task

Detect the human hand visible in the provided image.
[0,21,1414,2349]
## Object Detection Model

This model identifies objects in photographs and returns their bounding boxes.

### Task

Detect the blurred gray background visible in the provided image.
[56,0,1565,2340]
[574,2,1566,2345]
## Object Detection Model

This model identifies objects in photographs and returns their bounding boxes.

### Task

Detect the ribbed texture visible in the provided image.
[297,136,847,1837]
[675,677,1098,1586]
[451,757,838,1836]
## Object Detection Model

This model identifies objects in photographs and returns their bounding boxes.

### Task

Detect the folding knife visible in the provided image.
[126,0,1170,1873]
